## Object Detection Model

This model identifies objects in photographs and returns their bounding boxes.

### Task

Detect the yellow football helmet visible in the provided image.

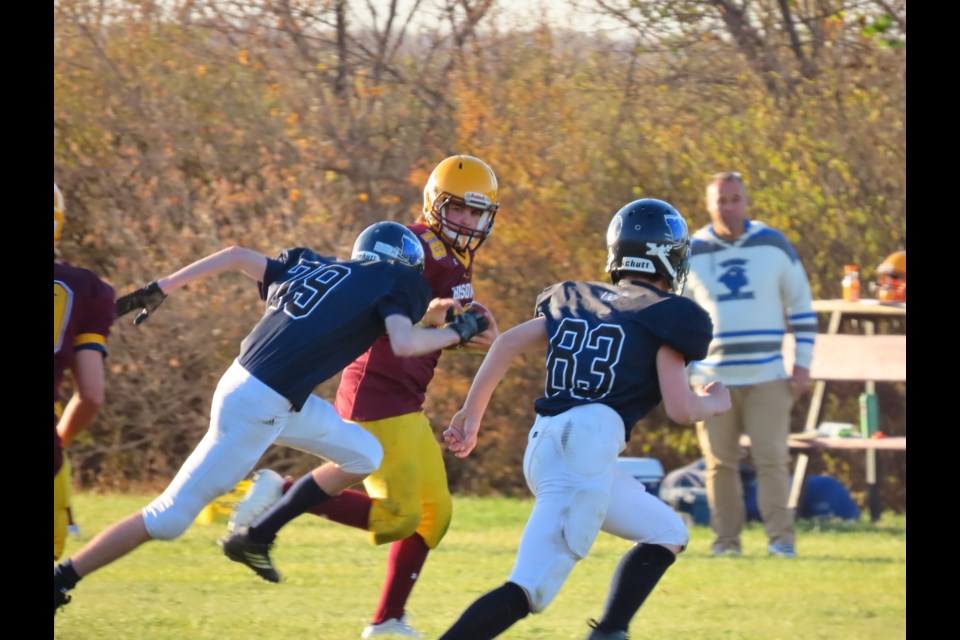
[876,250,905,302]
[422,155,499,252]
[54,183,65,248]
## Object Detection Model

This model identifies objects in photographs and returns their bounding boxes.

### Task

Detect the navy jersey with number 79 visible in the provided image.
[533,279,713,441]
[238,247,431,411]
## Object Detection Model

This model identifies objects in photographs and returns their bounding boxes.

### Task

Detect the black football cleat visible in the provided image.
[220,530,281,583]
[54,586,71,616]
[585,620,628,640]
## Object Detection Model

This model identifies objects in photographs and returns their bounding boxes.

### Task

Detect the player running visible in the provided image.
[439,199,731,640]
[54,221,488,615]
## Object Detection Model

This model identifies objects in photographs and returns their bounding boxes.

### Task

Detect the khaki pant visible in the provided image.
[695,379,795,550]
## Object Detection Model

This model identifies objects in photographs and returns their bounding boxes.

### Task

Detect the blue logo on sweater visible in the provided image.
[717,259,755,302]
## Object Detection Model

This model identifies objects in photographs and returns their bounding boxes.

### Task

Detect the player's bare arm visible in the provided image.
[117,246,270,324]
[385,309,487,358]
[444,317,548,458]
[57,349,107,447]
[656,345,731,424]
[157,246,268,294]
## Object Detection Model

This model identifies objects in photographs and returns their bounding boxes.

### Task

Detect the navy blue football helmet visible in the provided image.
[605,198,691,294]
[352,221,426,273]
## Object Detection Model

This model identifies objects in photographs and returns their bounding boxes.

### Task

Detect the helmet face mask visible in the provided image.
[352,221,426,273]
[54,183,65,248]
[605,198,691,294]
[422,155,499,252]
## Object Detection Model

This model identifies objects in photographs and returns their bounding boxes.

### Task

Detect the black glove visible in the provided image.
[116,281,167,325]
[446,308,489,345]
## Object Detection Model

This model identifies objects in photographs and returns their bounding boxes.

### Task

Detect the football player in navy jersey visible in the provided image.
[439,199,732,640]
[227,155,502,638]
[53,221,488,615]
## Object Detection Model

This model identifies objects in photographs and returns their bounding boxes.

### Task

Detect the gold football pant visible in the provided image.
[360,411,453,549]
[54,453,72,561]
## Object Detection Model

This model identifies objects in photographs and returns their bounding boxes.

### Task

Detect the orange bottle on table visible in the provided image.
[842,265,860,301]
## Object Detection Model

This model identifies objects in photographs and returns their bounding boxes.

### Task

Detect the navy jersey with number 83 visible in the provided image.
[533,279,712,441]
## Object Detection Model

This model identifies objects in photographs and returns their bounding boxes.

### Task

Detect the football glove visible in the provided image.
[446,308,489,346]
[116,281,167,325]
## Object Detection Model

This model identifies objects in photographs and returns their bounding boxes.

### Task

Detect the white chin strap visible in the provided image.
[441,225,465,247]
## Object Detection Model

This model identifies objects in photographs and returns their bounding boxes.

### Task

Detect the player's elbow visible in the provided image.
[223,245,255,267]
[216,245,244,263]
[73,373,106,408]
[664,407,693,425]
[77,388,106,409]
[663,398,697,425]
[388,334,418,358]
[221,245,258,267]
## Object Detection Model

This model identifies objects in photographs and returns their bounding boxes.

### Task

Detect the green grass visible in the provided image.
[55,493,905,639]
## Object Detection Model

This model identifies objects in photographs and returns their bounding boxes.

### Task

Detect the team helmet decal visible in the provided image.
[352,221,426,273]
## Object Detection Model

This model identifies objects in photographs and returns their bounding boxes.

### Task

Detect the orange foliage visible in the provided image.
[54,3,904,511]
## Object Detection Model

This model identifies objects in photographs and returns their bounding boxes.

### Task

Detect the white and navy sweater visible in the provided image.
[684,220,816,388]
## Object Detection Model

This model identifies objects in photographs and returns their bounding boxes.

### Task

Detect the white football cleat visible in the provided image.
[361,614,422,638]
[227,469,285,533]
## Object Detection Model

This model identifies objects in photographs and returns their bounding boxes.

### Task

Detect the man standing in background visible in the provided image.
[684,171,816,558]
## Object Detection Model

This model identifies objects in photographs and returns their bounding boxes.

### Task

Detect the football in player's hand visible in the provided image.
[444,301,497,352]
[465,301,491,318]
[444,301,490,322]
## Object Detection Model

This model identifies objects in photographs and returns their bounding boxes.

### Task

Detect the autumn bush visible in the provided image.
[54,1,905,512]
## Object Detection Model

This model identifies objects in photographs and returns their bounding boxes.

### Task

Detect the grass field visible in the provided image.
[54,493,905,639]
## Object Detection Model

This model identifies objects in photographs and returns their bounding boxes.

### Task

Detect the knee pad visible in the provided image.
[339,434,384,476]
[417,494,453,549]
[145,510,196,541]
[142,493,207,540]
[655,504,691,549]
[523,554,579,613]
[561,488,610,559]
[369,505,422,545]
[520,489,610,614]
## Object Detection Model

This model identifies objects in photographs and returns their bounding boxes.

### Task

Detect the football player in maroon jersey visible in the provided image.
[53,182,116,562]
[231,155,501,638]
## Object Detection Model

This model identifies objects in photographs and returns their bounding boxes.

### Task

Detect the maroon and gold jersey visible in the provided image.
[336,223,474,421]
[54,261,115,473]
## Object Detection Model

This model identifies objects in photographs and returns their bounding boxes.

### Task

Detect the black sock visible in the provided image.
[439,582,530,640]
[596,544,676,631]
[247,474,330,544]
[54,560,81,591]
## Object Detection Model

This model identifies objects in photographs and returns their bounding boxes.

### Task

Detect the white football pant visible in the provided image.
[142,359,382,539]
[508,403,688,612]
